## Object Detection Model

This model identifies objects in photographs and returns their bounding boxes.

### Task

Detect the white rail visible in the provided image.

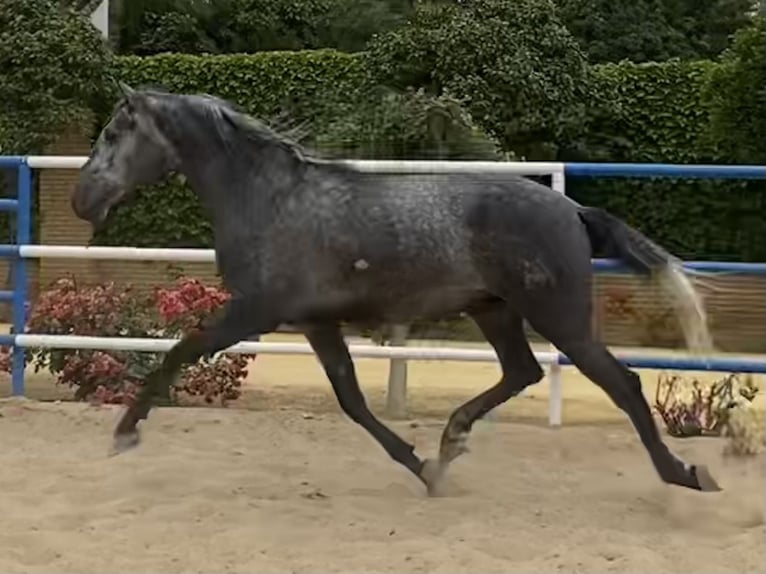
[26,155,565,175]
[16,334,559,363]
[20,245,215,262]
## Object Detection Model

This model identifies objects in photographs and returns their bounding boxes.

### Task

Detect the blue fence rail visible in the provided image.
[1,158,765,396]
[0,156,30,395]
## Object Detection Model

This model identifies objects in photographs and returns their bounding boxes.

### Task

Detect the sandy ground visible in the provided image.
[0,333,765,573]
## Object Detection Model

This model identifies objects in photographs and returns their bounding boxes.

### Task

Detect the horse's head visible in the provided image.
[72,83,178,227]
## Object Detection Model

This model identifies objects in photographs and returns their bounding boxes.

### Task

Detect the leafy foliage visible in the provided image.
[314,0,414,53]
[703,16,766,165]
[557,0,756,63]
[0,277,251,405]
[115,0,755,63]
[111,50,364,123]
[0,0,113,154]
[116,0,414,55]
[365,0,592,160]
[565,60,766,262]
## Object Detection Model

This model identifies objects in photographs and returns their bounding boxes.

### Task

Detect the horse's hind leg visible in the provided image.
[422,305,544,495]
[524,295,721,492]
[303,323,426,482]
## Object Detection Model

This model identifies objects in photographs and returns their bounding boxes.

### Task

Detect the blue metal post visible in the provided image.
[11,161,31,396]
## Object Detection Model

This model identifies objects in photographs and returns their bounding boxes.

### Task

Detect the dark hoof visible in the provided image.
[420,459,448,497]
[694,465,722,492]
[109,429,141,457]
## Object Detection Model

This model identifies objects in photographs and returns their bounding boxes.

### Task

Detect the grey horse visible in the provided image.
[72,85,721,495]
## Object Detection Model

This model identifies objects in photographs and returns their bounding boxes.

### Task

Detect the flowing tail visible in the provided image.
[577,206,714,354]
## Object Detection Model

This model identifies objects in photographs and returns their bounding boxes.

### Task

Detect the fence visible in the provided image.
[1,156,765,427]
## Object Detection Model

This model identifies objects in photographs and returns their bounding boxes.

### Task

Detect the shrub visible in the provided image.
[723,404,765,457]
[702,15,766,165]
[365,0,592,160]
[0,0,113,155]
[569,59,766,264]
[0,277,253,405]
[653,372,761,441]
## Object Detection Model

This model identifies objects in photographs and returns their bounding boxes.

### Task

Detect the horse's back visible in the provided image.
[238,165,594,323]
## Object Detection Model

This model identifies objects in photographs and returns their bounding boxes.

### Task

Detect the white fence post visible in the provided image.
[384,324,410,419]
[548,170,566,427]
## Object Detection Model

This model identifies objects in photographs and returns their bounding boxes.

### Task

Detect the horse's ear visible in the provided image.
[118,81,135,97]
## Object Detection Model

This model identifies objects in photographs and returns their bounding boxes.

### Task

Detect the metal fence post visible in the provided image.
[11,160,31,396]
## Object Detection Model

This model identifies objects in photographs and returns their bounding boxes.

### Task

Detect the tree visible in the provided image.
[115,0,415,55]
[116,0,218,55]
[314,0,414,53]
[0,0,113,153]
[703,15,766,164]
[365,0,592,160]
[557,0,756,63]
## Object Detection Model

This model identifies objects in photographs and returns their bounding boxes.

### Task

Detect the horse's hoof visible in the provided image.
[420,458,448,497]
[441,431,470,461]
[109,430,141,457]
[694,465,722,492]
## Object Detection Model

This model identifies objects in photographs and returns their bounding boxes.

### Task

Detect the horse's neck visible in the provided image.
[178,139,304,229]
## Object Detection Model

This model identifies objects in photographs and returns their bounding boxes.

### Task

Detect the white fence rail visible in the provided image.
[16,334,560,363]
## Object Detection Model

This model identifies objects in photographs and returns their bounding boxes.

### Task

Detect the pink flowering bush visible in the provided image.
[0,277,253,406]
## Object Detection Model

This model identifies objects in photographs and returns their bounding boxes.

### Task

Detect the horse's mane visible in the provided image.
[138,86,327,167]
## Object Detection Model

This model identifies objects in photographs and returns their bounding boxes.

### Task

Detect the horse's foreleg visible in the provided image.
[111,296,277,455]
[422,306,544,495]
[303,323,426,484]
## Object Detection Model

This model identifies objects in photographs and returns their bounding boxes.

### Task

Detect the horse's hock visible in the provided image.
[6,126,765,353]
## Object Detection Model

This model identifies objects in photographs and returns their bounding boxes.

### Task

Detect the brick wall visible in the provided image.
[38,127,99,291]
[20,126,766,353]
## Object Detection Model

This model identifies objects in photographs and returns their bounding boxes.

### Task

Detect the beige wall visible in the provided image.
[10,127,766,353]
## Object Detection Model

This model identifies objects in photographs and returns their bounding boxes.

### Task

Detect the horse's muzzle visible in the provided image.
[71,176,117,227]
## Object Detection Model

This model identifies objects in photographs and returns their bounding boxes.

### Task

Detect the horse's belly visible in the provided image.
[299,275,490,325]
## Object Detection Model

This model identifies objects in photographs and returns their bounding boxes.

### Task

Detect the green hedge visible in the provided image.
[112,49,364,119]
[566,59,765,262]
[88,51,764,262]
